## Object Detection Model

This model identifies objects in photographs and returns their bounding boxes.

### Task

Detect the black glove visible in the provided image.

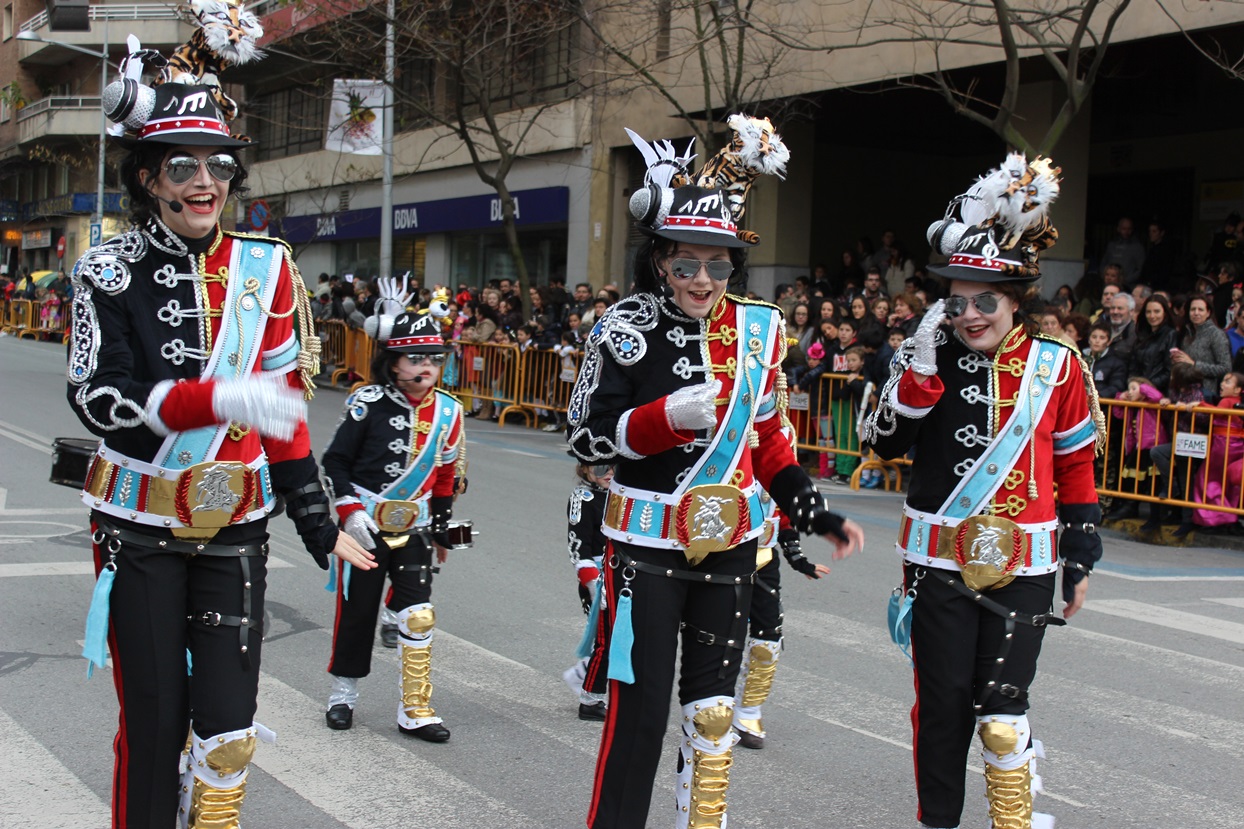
[430,495,454,549]
[778,527,820,578]
[270,455,336,570]
[578,582,594,615]
[1058,502,1103,603]
[767,465,848,542]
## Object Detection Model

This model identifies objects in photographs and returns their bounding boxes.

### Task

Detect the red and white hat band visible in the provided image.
[660,214,738,237]
[139,116,231,140]
[387,334,443,348]
[948,252,1020,271]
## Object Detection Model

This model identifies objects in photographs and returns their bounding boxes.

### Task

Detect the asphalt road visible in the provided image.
[2,333,1243,828]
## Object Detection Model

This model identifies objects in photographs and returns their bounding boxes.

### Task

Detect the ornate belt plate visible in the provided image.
[674,483,751,565]
[936,514,1027,591]
[375,499,424,534]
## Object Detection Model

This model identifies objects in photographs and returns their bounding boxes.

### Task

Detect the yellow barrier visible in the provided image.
[4,299,34,337]
[788,371,906,491]
[317,320,348,380]
[511,346,580,427]
[442,340,525,425]
[1098,396,1244,521]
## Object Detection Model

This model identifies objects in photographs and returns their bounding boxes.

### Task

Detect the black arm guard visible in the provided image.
[767,464,847,542]
[430,495,454,549]
[270,455,336,570]
[777,527,819,578]
[1058,502,1103,602]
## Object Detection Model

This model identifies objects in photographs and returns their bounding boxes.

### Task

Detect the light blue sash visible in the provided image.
[376,392,454,502]
[157,239,282,469]
[937,337,1065,518]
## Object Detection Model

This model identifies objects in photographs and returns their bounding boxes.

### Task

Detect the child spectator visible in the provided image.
[791,342,828,478]
[1145,363,1207,531]
[1186,372,1244,535]
[1083,321,1127,400]
[1105,376,1169,520]
[832,318,858,372]
[543,332,581,432]
[829,346,869,486]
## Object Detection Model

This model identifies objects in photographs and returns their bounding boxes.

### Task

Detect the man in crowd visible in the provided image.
[867,228,898,278]
[1090,283,1121,323]
[1106,292,1137,361]
[1101,216,1146,286]
[1139,220,1179,293]
[861,267,887,301]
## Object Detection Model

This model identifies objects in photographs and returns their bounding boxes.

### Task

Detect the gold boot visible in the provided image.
[979,715,1037,829]
[733,637,780,745]
[676,697,737,829]
[397,603,450,740]
[181,728,257,829]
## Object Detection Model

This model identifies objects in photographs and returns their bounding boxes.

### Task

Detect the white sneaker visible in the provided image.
[542,423,562,432]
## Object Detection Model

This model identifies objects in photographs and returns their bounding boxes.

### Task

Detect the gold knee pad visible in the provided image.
[679,699,737,829]
[400,604,436,637]
[184,729,258,829]
[979,721,1019,757]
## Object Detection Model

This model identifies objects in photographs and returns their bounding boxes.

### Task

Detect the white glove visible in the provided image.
[665,379,721,431]
[343,510,378,551]
[910,299,947,377]
[375,275,412,317]
[211,376,307,442]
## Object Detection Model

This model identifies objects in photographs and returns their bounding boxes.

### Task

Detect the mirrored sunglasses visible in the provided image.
[670,258,733,281]
[414,353,448,366]
[944,293,1000,318]
[589,464,615,478]
[164,154,239,185]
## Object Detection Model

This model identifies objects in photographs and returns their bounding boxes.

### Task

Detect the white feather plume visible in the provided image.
[726,114,790,180]
[624,128,696,189]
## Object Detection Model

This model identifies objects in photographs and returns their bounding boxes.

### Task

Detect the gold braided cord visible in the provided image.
[739,644,779,708]
[401,644,436,719]
[687,750,733,828]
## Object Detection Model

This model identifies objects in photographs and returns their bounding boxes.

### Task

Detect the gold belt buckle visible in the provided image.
[151,461,254,542]
[936,514,1027,591]
[675,484,750,566]
[374,500,423,534]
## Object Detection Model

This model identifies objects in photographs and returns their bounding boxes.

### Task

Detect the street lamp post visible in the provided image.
[17,25,113,229]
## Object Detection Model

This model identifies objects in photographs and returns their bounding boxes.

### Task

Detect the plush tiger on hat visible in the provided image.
[693,114,791,245]
[154,0,264,124]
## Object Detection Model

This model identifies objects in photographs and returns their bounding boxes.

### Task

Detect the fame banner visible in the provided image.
[326,79,384,155]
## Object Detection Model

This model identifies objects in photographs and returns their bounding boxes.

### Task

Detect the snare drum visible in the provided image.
[445,520,476,550]
[50,437,100,489]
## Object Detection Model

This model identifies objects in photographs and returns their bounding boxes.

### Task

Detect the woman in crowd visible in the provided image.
[888,292,925,337]
[1172,294,1232,401]
[1128,295,1179,396]
[1063,312,1092,350]
[788,302,817,353]
[870,296,892,328]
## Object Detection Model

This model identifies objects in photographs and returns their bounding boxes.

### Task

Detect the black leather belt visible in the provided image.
[94,516,269,558]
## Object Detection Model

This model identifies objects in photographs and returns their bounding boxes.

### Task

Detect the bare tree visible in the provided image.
[262,0,586,288]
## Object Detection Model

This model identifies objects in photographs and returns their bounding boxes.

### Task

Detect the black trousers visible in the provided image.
[749,552,783,640]
[905,564,1055,829]
[587,540,755,829]
[93,527,266,829]
[328,533,434,678]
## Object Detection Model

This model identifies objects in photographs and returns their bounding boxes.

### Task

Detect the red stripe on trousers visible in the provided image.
[908,567,923,826]
[586,542,620,828]
[326,558,346,674]
[92,522,129,828]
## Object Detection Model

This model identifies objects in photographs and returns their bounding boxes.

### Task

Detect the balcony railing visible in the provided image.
[16,96,103,121]
[20,3,181,33]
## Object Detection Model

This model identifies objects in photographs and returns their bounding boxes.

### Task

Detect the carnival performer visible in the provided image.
[321,285,466,743]
[569,115,864,829]
[68,37,374,829]
[731,503,829,750]
[863,154,1104,829]
[562,459,614,721]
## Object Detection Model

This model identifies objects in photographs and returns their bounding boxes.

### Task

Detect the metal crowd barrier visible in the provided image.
[1097,396,1244,521]
[512,345,580,428]
[788,371,906,490]
[441,339,524,424]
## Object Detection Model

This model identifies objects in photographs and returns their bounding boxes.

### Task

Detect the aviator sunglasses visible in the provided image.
[413,353,449,366]
[669,258,734,281]
[163,153,239,185]
[944,293,1000,318]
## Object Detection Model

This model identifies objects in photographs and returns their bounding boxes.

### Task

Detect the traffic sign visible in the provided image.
[248,200,270,231]
[90,222,102,247]
[56,236,66,259]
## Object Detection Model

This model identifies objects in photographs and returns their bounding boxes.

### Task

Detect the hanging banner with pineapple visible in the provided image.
[326,79,384,155]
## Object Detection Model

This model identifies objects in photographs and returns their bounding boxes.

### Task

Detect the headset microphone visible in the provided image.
[144,177,183,213]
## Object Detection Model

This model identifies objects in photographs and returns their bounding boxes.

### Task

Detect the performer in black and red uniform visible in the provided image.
[731,502,829,750]
[563,459,614,721]
[863,154,1104,829]
[68,48,374,829]
[569,115,864,829]
[321,301,465,743]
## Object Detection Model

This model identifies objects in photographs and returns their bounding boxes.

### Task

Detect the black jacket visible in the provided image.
[1084,348,1128,400]
[1127,325,1178,394]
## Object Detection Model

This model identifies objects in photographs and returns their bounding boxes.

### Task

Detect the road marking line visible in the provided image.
[1086,599,1244,644]
[0,706,108,823]
[501,448,546,458]
[254,674,545,829]
[1205,597,1244,609]
[0,424,52,454]
[0,561,96,578]
[1061,626,1244,676]
[0,418,54,444]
